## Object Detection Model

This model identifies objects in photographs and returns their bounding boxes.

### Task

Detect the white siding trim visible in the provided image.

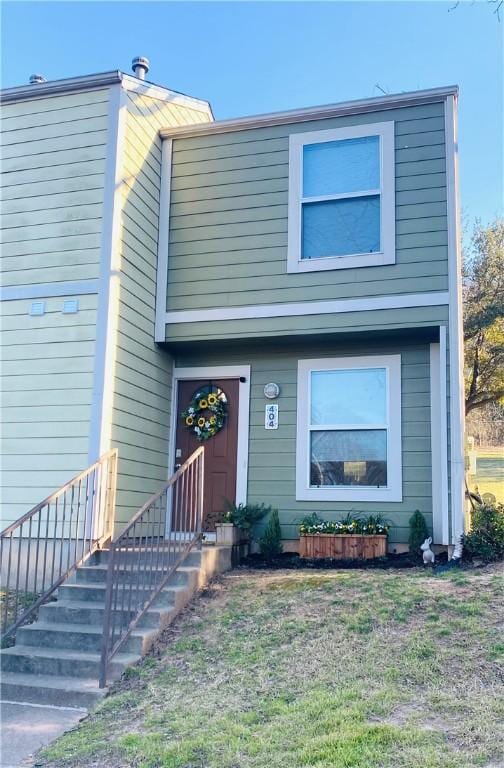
[430,328,449,544]
[121,75,213,117]
[287,121,395,273]
[88,84,127,463]
[155,139,172,343]
[0,280,99,301]
[296,355,402,502]
[170,365,251,507]
[163,291,450,327]
[445,94,465,544]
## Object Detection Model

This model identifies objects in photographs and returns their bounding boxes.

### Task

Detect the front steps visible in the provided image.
[1,545,231,709]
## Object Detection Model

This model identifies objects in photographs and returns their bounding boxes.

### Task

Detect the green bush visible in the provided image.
[464,502,504,562]
[222,502,272,534]
[259,509,283,558]
[408,510,429,554]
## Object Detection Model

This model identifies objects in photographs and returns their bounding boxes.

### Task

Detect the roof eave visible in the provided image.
[0,71,123,104]
[159,85,459,140]
[0,71,213,116]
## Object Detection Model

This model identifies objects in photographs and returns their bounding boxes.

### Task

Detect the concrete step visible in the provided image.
[0,645,139,680]
[39,599,176,629]
[0,671,106,709]
[74,563,197,586]
[16,622,156,655]
[57,581,191,610]
[91,546,203,567]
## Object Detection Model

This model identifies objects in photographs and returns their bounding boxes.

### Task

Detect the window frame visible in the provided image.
[287,121,396,273]
[296,355,403,502]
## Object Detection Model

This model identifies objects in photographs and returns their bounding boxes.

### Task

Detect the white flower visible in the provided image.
[195,427,201,434]
[188,407,195,415]
[205,421,210,429]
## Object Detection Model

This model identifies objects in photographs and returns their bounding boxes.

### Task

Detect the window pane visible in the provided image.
[303,136,380,197]
[302,196,380,259]
[311,368,386,426]
[310,430,387,487]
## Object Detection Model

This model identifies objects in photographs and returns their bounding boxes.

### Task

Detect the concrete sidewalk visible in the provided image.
[1,701,85,767]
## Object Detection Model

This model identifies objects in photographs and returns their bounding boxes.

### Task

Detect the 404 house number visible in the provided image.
[265,404,279,430]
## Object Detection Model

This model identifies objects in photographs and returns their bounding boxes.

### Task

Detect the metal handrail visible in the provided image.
[0,450,117,643]
[99,446,204,688]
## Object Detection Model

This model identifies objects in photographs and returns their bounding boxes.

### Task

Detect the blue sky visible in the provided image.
[2,1,503,230]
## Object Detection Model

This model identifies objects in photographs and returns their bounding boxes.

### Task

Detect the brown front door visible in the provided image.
[175,378,239,531]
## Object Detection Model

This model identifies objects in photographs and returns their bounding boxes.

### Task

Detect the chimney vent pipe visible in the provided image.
[29,74,46,85]
[132,56,150,80]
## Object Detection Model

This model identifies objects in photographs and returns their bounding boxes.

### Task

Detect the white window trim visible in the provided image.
[296,355,402,502]
[287,121,396,273]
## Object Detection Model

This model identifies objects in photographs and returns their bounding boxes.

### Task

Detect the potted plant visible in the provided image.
[299,513,389,560]
[215,502,272,547]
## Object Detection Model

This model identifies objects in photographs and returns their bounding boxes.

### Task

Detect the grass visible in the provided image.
[468,447,504,499]
[39,564,503,768]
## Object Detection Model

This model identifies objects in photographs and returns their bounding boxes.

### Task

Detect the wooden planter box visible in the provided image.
[300,533,387,560]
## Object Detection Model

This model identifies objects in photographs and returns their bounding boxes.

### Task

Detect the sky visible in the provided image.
[2,1,503,232]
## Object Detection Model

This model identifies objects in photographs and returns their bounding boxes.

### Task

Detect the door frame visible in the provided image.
[169,365,251,512]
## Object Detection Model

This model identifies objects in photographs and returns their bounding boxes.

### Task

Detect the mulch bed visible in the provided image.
[238,550,450,570]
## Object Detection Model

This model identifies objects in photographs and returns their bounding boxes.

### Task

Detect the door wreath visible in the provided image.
[180,386,227,441]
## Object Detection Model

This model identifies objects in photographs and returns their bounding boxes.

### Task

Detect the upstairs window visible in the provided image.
[288,122,395,273]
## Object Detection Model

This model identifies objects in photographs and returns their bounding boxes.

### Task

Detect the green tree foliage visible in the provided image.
[408,510,429,554]
[464,502,504,562]
[259,509,283,559]
[463,218,504,414]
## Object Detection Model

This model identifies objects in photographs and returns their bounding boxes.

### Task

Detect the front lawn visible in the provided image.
[40,565,503,768]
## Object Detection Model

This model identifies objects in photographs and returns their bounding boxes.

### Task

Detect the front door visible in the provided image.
[175,378,239,531]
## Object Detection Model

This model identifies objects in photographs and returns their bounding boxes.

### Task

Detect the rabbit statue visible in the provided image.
[421,537,435,565]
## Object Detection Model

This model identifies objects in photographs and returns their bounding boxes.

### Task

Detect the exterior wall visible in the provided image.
[0,89,109,528]
[175,336,435,546]
[1,90,108,286]
[165,101,448,326]
[110,90,211,528]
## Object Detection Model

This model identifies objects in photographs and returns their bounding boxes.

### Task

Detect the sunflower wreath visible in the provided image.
[180,389,227,441]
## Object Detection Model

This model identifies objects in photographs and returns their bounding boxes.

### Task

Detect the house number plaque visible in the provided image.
[265,404,279,430]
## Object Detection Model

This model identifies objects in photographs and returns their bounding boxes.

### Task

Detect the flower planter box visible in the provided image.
[299,533,387,560]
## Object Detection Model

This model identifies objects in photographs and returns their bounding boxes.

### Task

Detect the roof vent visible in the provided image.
[132,56,150,81]
[29,74,46,85]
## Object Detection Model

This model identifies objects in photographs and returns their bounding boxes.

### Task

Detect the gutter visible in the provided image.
[0,71,122,103]
[0,71,213,115]
[160,85,459,139]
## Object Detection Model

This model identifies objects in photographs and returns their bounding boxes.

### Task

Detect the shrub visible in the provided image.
[259,509,283,559]
[408,510,429,554]
[464,502,504,562]
[222,502,272,534]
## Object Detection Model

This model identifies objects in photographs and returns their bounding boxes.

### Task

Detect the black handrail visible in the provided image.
[99,446,204,687]
[0,450,117,643]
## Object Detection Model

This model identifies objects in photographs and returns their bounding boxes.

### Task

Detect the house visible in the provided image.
[1,59,465,554]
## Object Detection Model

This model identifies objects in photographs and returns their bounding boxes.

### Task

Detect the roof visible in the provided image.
[159,85,459,140]
[0,70,213,115]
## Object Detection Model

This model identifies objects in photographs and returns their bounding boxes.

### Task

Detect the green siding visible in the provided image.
[175,337,435,545]
[110,90,211,528]
[165,100,449,340]
[0,89,109,527]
